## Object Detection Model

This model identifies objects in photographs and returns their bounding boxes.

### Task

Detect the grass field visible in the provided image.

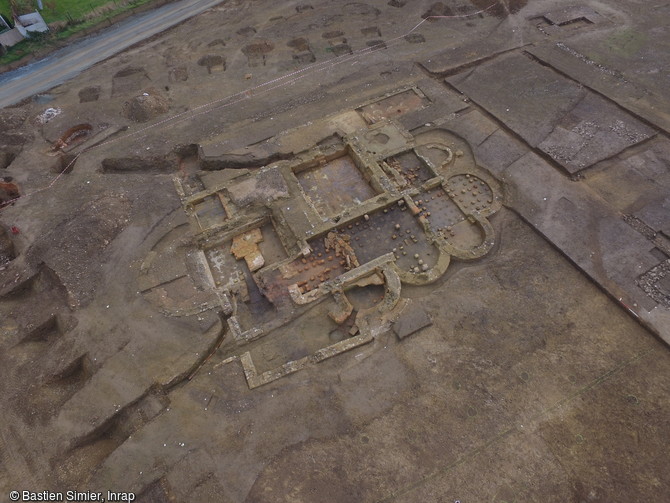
[0,0,119,24]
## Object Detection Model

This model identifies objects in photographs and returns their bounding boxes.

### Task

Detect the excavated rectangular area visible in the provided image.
[296,154,378,217]
[358,88,429,124]
[248,297,344,373]
[193,194,227,230]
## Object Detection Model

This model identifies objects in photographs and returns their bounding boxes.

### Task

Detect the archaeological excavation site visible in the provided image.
[1,0,669,501]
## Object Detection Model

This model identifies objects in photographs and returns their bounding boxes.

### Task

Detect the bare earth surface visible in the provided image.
[1,1,669,502]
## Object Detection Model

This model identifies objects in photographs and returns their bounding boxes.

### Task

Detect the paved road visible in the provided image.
[0,0,225,108]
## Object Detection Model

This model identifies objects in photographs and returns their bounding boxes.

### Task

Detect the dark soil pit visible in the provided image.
[51,153,78,174]
[242,41,275,55]
[470,0,528,17]
[168,66,189,82]
[293,51,316,64]
[296,4,313,13]
[78,86,101,103]
[288,38,310,52]
[366,40,387,49]
[242,41,274,67]
[322,31,344,39]
[0,131,31,148]
[0,224,16,266]
[361,26,381,37]
[20,315,62,344]
[198,54,226,74]
[173,143,199,159]
[101,156,176,173]
[111,66,151,97]
[236,26,257,37]
[329,43,353,57]
[404,33,425,44]
[0,150,16,169]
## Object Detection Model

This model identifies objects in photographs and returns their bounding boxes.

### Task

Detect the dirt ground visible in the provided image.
[1,0,669,501]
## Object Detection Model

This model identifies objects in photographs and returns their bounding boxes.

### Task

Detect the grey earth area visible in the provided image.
[1,0,670,502]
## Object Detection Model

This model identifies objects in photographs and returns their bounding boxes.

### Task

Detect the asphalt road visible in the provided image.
[0,0,225,108]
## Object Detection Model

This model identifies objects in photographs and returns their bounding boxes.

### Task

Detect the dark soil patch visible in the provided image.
[78,86,101,103]
[242,41,275,55]
[422,2,455,19]
[469,0,528,18]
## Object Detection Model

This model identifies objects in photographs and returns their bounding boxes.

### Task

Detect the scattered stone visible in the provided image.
[36,107,62,125]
